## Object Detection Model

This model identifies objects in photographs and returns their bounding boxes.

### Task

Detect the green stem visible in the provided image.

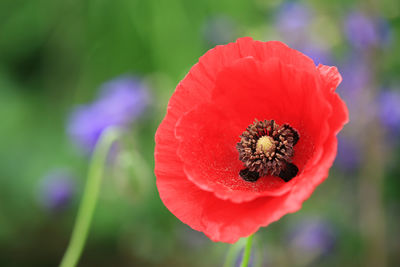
[59,127,120,267]
[223,239,244,267]
[240,234,254,267]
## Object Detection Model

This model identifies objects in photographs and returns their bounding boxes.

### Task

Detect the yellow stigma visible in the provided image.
[256,136,275,153]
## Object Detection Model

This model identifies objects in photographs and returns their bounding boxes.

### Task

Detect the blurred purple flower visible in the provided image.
[339,57,371,97]
[202,15,238,46]
[335,135,361,172]
[287,218,336,257]
[275,2,312,44]
[379,89,400,134]
[345,12,392,49]
[39,169,75,212]
[68,76,150,152]
[275,2,333,66]
[297,45,333,66]
[276,2,312,34]
[337,57,376,132]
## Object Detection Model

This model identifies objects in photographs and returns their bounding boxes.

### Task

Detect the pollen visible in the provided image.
[237,119,300,182]
[256,136,275,153]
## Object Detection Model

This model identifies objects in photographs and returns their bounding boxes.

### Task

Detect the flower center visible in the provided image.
[256,136,275,153]
[236,119,300,183]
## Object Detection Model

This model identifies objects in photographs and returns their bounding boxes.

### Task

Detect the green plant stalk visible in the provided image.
[240,234,254,267]
[223,238,246,267]
[59,127,120,267]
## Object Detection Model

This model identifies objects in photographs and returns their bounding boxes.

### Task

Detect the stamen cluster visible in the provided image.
[237,119,299,182]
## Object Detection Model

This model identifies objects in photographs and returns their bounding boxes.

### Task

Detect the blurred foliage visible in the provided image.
[0,0,399,266]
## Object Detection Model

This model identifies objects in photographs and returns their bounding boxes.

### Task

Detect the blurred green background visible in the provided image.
[0,0,399,266]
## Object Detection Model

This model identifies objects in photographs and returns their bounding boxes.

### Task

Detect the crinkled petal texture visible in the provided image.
[155,37,348,243]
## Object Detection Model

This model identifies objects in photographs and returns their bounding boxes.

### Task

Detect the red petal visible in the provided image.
[155,37,349,243]
[156,130,339,244]
[176,103,291,203]
[236,37,316,71]
[211,57,330,142]
[285,134,338,209]
[156,167,291,243]
[317,65,342,92]
[317,64,349,134]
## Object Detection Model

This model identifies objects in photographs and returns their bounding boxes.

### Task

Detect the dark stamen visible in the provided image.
[239,168,260,182]
[278,163,299,182]
[237,119,300,182]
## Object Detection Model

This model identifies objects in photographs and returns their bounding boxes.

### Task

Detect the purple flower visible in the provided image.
[344,12,392,49]
[275,2,312,43]
[202,15,238,46]
[287,218,336,258]
[68,76,150,152]
[379,89,400,134]
[339,57,371,97]
[335,135,362,172]
[275,2,333,66]
[38,169,75,212]
[337,57,376,132]
[276,2,312,33]
[297,45,333,66]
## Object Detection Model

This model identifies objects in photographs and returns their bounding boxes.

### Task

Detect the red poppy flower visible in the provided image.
[155,37,348,243]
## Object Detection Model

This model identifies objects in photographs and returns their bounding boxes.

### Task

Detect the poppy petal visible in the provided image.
[176,103,292,203]
[155,37,348,243]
